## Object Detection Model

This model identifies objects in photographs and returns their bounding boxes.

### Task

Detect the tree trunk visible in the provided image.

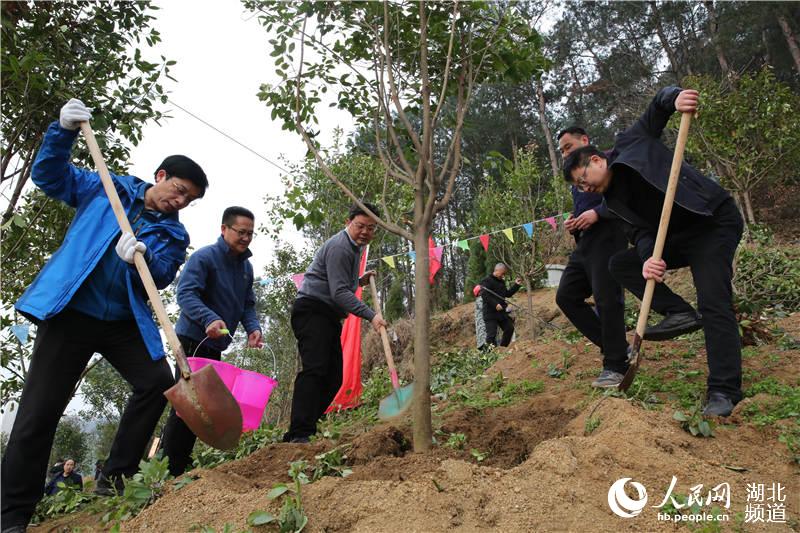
[650,1,683,81]
[777,13,800,76]
[534,81,560,182]
[412,206,432,451]
[523,277,535,341]
[742,189,756,225]
[704,1,732,78]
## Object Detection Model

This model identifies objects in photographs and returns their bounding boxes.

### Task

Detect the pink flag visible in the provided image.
[479,234,490,251]
[546,217,557,231]
[291,273,305,290]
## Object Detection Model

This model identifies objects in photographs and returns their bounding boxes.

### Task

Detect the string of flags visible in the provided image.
[256,210,570,289]
[378,211,570,268]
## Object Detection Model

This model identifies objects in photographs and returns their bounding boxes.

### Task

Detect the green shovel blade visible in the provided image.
[378,383,414,420]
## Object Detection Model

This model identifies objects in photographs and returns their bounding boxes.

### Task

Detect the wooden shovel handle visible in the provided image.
[635,112,693,336]
[79,122,191,378]
[368,276,398,384]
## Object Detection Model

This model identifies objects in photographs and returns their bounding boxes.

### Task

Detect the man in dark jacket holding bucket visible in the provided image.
[161,206,262,476]
[283,202,387,443]
[479,263,522,348]
[563,87,744,416]
[2,99,207,532]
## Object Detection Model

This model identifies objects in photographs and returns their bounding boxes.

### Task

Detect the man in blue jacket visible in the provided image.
[161,206,262,476]
[556,127,630,388]
[1,99,207,532]
[563,88,744,416]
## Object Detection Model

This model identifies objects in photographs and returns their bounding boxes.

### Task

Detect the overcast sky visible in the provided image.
[127,0,354,274]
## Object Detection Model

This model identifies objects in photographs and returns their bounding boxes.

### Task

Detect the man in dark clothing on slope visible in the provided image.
[44,459,82,496]
[282,203,387,443]
[555,126,630,388]
[479,263,522,348]
[160,206,263,476]
[563,87,744,416]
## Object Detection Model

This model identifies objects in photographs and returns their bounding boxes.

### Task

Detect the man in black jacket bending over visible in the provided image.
[563,87,744,416]
[480,263,522,348]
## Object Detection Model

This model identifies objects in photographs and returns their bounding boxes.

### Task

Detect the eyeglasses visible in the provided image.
[170,179,200,204]
[351,221,377,233]
[226,225,256,239]
[574,164,590,192]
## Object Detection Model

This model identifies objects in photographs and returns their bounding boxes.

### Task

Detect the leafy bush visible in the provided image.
[31,484,94,524]
[734,244,800,313]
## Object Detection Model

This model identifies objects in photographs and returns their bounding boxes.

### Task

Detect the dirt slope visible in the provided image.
[34,288,800,532]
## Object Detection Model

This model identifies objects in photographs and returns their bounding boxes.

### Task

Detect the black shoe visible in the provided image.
[703,392,734,417]
[643,312,702,341]
[290,437,310,444]
[94,473,125,496]
[2,524,28,533]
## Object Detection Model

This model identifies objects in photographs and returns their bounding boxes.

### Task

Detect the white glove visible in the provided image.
[59,98,92,130]
[115,232,146,264]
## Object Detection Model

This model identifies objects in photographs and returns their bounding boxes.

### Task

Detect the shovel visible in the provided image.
[619,112,693,392]
[369,276,414,420]
[80,122,242,450]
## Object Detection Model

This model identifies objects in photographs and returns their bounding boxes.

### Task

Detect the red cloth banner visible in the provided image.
[429,236,442,285]
[325,248,368,413]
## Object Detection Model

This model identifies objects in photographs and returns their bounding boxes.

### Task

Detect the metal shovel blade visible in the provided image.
[164,365,243,450]
[378,383,414,421]
[618,332,643,392]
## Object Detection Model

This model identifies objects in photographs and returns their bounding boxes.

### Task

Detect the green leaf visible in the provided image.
[267,484,290,500]
[248,510,276,525]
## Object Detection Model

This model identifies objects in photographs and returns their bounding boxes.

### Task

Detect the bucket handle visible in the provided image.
[192,331,278,379]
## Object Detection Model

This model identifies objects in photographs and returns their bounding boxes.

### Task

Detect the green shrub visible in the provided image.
[734,244,800,312]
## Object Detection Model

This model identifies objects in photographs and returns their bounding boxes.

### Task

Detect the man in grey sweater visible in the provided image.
[283,202,387,443]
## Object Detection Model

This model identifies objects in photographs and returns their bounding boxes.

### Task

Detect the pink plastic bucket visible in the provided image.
[187,357,278,431]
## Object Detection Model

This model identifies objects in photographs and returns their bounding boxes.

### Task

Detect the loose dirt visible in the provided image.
[32,288,800,532]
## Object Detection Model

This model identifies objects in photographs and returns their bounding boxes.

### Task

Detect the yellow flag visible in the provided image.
[503,228,514,243]
[382,256,396,269]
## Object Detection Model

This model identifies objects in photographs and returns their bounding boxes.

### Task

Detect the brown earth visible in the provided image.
[32,287,800,532]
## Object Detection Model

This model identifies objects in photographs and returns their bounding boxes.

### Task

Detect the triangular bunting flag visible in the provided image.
[502,228,514,243]
[523,222,533,238]
[546,217,557,230]
[457,239,469,251]
[562,212,570,221]
[479,234,490,251]
[259,277,273,286]
[408,250,416,261]
[10,324,29,344]
[382,256,396,269]
[291,273,305,290]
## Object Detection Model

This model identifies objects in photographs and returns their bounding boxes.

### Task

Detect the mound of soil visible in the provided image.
[32,294,799,532]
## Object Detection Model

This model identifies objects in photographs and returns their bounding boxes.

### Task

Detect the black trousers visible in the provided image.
[608,199,744,401]
[1,310,173,528]
[160,336,221,476]
[485,314,515,347]
[556,220,630,373]
[283,298,343,441]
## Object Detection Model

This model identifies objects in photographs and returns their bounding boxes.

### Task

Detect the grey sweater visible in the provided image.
[297,230,375,321]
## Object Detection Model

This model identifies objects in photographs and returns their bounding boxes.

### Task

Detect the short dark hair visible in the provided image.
[155,155,208,197]
[562,145,607,183]
[222,206,255,226]
[348,201,379,221]
[556,126,588,141]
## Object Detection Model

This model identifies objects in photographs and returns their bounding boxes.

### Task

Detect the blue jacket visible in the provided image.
[15,122,190,360]
[175,236,260,352]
